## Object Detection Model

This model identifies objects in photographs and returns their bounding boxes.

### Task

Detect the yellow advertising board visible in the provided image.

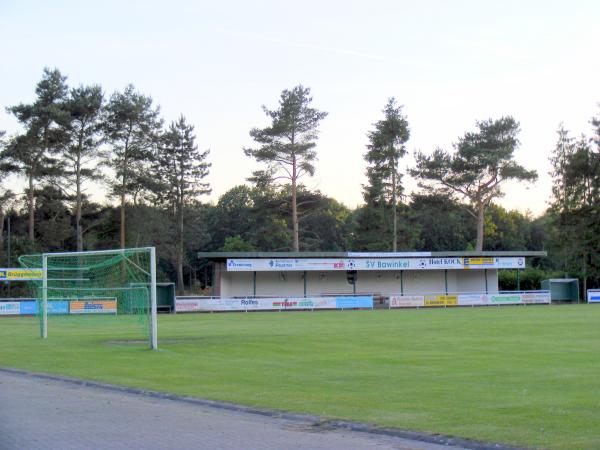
[0,268,43,281]
[424,295,458,307]
[463,257,495,268]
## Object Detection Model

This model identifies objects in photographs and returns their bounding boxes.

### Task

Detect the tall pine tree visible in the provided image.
[3,68,69,242]
[63,85,104,251]
[102,85,162,248]
[155,116,210,291]
[360,98,410,251]
[244,85,327,251]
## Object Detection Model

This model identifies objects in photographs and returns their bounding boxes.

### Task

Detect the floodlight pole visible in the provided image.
[150,247,158,350]
[41,254,48,339]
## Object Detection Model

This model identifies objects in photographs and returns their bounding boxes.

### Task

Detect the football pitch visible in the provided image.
[1,305,599,449]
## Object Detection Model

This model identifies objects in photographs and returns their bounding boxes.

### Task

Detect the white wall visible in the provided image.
[220,270,253,297]
[457,269,498,293]
[305,271,353,296]
[255,271,304,297]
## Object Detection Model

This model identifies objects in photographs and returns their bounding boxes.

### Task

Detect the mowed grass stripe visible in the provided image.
[1,305,599,449]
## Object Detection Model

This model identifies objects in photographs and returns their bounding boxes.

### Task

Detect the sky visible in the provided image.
[1,0,599,216]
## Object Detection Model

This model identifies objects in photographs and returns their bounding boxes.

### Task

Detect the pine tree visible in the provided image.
[362,98,410,251]
[244,85,327,251]
[412,117,537,251]
[63,85,104,251]
[102,85,162,248]
[3,68,69,242]
[155,116,210,291]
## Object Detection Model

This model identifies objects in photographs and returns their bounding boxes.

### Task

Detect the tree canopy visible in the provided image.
[412,116,537,251]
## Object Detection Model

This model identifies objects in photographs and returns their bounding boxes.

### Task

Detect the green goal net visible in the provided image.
[19,247,158,349]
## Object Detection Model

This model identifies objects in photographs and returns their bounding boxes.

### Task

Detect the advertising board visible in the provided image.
[226,257,525,272]
[424,295,458,307]
[0,268,43,281]
[389,295,424,308]
[587,290,600,303]
[0,302,20,315]
[19,301,70,315]
[175,296,371,312]
[70,300,117,314]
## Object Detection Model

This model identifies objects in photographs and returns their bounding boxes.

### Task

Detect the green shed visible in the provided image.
[541,278,579,303]
[157,282,175,312]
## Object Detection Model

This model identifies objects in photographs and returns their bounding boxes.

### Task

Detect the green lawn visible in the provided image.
[1,305,599,449]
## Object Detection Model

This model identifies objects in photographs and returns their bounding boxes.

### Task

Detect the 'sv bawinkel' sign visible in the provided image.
[226,257,525,272]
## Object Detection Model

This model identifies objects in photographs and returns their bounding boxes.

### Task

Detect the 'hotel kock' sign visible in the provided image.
[226,257,525,272]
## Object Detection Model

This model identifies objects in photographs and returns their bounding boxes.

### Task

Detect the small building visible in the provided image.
[197,251,546,298]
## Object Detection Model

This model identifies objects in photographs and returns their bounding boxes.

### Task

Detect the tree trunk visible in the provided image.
[120,192,126,249]
[0,206,4,255]
[582,252,587,304]
[475,203,485,251]
[392,167,397,252]
[177,203,185,293]
[28,174,35,243]
[292,160,299,252]
[76,152,83,252]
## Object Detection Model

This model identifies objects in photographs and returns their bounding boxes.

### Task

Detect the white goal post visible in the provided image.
[34,247,158,349]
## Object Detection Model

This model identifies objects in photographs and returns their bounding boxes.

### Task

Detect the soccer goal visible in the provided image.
[19,247,158,349]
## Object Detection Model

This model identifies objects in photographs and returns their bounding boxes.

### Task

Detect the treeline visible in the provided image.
[1,68,599,294]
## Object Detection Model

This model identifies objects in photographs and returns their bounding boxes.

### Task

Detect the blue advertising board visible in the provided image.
[19,301,69,315]
[335,296,373,309]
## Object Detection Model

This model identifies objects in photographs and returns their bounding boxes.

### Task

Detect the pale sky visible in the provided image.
[1,0,599,216]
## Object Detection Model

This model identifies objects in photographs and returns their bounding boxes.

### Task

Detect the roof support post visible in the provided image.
[303,271,307,297]
[484,269,488,294]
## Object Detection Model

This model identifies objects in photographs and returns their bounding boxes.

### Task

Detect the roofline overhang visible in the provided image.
[198,250,547,260]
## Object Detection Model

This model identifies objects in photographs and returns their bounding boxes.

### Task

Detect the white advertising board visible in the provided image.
[458,294,490,306]
[0,302,21,315]
[389,295,424,308]
[226,257,525,272]
[176,297,339,312]
[388,292,551,308]
[587,289,600,303]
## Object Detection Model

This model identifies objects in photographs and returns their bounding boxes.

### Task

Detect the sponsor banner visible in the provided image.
[389,295,424,308]
[587,289,600,303]
[0,302,21,315]
[70,300,117,314]
[0,268,43,281]
[520,292,551,304]
[458,294,490,306]
[335,296,373,309]
[489,294,523,304]
[226,257,525,272]
[175,298,204,312]
[424,295,458,307]
[175,296,370,312]
[19,301,70,315]
[389,292,552,308]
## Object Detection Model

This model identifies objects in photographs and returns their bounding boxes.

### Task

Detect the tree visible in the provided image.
[412,117,537,251]
[408,193,474,251]
[363,98,410,251]
[3,68,69,242]
[548,118,600,293]
[102,85,162,248]
[244,85,328,251]
[62,85,104,251]
[155,116,210,291]
[0,130,16,255]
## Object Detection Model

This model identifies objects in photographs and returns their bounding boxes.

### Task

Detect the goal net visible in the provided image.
[18,247,158,349]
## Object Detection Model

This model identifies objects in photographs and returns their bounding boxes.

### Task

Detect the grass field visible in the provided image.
[1,305,599,449]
